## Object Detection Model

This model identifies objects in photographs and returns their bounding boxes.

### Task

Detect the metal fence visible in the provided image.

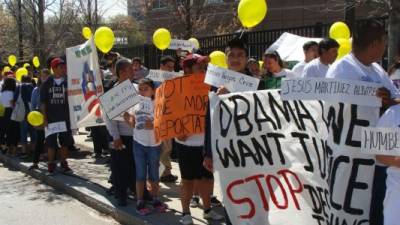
[113,17,388,69]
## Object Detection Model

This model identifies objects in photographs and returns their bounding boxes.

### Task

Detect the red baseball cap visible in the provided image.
[50,58,66,69]
[181,54,209,69]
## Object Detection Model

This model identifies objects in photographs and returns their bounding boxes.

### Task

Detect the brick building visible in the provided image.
[127,0,380,42]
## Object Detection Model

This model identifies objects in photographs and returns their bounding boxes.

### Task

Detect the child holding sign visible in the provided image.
[123,78,167,216]
[375,104,400,225]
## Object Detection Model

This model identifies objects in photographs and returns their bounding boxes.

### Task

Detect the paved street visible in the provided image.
[0,162,119,225]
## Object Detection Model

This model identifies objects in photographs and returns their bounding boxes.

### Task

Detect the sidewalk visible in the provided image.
[0,131,226,225]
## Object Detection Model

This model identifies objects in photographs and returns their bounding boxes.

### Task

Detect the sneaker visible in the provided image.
[153,200,167,213]
[203,209,224,221]
[211,196,222,207]
[180,214,193,225]
[60,161,73,174]
[190,196,200,208]
[28,164,39,170]
[136,201,151,216]
[160,174,178,183]
[47,162,56,176]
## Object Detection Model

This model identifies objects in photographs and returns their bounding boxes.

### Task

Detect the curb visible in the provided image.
[0,153,152,225]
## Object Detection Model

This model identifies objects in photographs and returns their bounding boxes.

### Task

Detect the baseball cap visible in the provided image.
[50,58,66,69]
[181,54,209,69]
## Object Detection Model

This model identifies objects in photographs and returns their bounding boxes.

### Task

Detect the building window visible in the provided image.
[153,0,167,9]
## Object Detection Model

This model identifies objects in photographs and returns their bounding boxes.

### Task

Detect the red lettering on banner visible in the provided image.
[226,169,303,219]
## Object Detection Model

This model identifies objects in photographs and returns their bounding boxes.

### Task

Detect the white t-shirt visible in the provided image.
[0,91,14,107]
[291,61,307,77]
[175,134,204,147]
[130,97,160,147]
[390,69,400,89]
[301,58,329,78]
[326,53,400,98]
[376,104,400,185]
[273,68,295,79]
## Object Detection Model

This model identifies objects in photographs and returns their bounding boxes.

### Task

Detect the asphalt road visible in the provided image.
[0,162,119,225]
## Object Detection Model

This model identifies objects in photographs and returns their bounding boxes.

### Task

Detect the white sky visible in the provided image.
[102,0,127,18]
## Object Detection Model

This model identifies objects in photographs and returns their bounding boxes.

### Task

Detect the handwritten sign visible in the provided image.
[146,70,182,82]
[204,64,260,92]
[361,127,400,156]
[281,78,382,107]
[154,74,210,142]
[210,90,378,225]
[99,80,141,120]
[168,39,196,51]
[45,121,67,138]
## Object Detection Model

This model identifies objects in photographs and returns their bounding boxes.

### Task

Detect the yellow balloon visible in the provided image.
[23,63,30,68]
[188,37,200,49]
[209,51,228,68]
[153,28,171,51]
[27,111,44,127]
[82,27,92,40]
[16,67,28,81]
[2,66,11,74]
[238,0,267,28]
[329,22,351,40]
[32,56,40,68]
[259,60,264,70]
[336,38,352,60]
[94,26,115,53]
[8,55,17,66]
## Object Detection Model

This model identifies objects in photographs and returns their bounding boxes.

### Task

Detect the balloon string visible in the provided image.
[239,29,246,39]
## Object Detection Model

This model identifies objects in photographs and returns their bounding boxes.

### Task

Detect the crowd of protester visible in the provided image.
[0,19,400,225]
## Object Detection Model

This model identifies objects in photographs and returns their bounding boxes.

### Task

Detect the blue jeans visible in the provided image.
[20,120,36,144]
[133,140,161,182]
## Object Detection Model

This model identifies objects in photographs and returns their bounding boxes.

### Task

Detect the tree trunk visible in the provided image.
[388,0,400,66]
[87,0,92,27]
[38,0,45,63]
[345,0,356,32]
[17,0,23,60]
[184,2,192,39]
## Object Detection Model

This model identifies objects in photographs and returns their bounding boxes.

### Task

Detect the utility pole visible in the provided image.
[388,0,400,65]
[88,0,92,27]
[38,0,45,63]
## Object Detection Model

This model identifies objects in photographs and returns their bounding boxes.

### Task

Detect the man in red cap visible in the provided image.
[40,57,73,175]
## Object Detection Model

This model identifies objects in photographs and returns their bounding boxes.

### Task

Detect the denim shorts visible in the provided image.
[133,140,161,182]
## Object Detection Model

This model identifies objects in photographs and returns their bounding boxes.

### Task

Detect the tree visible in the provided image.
[108,15,146,47]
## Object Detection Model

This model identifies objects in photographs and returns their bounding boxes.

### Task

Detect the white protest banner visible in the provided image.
[361,127,400,156]
[146,70,182,82]
[210,90,378,225]
[281,78,382,107]
[99,79,141,120]
[45,121,67,138]
[67,38,104,129]
[205,64,260,92]
[168,39,196,51]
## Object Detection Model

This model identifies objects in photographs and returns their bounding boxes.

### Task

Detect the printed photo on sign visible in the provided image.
[45,121,67,138]
[281,78,382,107]
[67,38,104,129]
[99,80,142,120]
[205,64,260,92]
[209,90,377,225]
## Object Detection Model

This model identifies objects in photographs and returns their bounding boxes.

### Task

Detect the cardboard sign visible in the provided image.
[210,90,378,225]
[281,78,382,107]
[168,39,196,51]
[361,127,400,156]
[146,70,182,82]
[45,121,67,138]
[99,80,141,120]
[154,74,210,142]
[205,64,260,92]
[67,38,104,129]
